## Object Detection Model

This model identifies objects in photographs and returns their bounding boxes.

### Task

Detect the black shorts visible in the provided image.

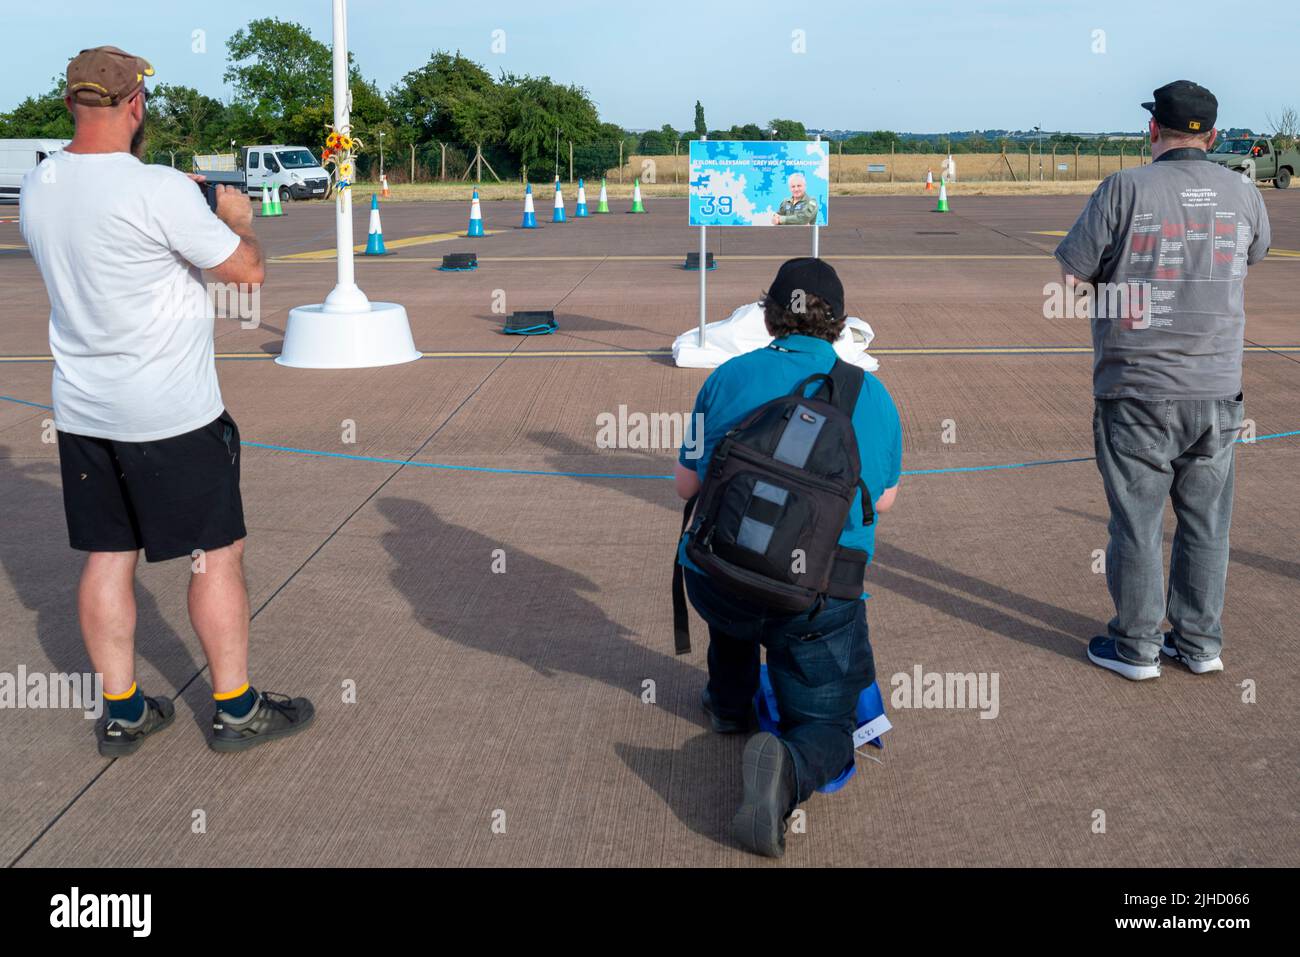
[57,410,247,563]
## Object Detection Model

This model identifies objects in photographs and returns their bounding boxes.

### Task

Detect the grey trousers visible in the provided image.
[1092,396,1244,664]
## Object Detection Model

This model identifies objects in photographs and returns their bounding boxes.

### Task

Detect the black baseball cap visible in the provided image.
[766,257,845,320]
[1141,80,1217,134]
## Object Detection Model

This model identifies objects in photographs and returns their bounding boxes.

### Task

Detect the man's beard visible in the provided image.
[130,116,146,159]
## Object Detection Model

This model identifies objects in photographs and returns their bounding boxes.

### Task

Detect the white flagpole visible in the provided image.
[324,0,367,313]
[276,0,418,368]
[698,135,707,347]
[812,134,821,259]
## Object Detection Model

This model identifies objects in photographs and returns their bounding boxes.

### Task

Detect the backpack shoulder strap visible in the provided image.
[826,358,865,416]
[790,372,834,400]
[671,495,696,655]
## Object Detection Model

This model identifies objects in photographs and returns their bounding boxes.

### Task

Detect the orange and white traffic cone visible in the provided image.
[925,169,934,191]
[381,174,391,199]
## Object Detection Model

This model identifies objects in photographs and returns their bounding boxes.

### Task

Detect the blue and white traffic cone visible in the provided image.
[466,189,484,237]
[552,178,567,223]
[520,184,537,228]
[574,178,588,217]
[364,193,387,255]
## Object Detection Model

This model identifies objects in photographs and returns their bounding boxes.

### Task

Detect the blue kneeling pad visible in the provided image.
[754,664,892,794]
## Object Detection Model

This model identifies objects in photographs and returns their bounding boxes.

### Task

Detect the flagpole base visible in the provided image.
[277,302,421,369]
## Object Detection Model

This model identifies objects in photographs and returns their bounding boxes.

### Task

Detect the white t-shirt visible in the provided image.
[20,151,241,441]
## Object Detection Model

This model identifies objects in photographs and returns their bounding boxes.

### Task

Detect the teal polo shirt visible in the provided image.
[677,334,902,590]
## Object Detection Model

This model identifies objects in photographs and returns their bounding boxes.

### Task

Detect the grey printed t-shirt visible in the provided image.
[1055,148,1271,398]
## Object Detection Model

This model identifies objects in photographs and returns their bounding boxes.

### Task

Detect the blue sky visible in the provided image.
[4,0,1293,133]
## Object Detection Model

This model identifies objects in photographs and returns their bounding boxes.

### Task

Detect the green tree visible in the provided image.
[223,18,335,145]
[499,73,602,179]
[693,100,707,136]
[0,76,74,139]
[147,83,231,160]
[637,123,678,155]
[712,123,764,140]
[388,51,501,146]
[769,118,807,141]
[841,130,902,154]
[573,121,626,179]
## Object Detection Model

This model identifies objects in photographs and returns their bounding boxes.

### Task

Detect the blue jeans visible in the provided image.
[684,569,875,803]
[1093,396,1243,665]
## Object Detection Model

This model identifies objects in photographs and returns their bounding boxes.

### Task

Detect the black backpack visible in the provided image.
[672,356,873,654]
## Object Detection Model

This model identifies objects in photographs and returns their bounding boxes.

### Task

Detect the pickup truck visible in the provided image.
[1207,136,1297,188]
[193,145,331,201]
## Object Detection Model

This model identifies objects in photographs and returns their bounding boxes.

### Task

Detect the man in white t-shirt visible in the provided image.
[20,46,315,756]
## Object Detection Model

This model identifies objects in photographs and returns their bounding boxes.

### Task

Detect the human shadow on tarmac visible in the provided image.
[376,495,738,847]
[1056,505,1300,583]
[528,430,1097,661]
[376,495,706,718]
[0,445,205,736]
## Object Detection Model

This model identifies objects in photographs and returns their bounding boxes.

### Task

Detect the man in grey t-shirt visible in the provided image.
[1056,80,1270,681]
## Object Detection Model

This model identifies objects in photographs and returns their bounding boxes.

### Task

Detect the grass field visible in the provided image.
[617,151,1153,185]
[346,151,1167,202]
[350,178,1110,203]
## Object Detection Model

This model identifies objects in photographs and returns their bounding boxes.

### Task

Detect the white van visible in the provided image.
[0,138,71,203]
[244,145,330,201]
[194,145,330,201]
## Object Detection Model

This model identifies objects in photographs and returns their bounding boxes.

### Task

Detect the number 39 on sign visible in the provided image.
[697,195,733,216]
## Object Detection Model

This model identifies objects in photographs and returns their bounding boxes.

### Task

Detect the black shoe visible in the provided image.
[701,688,755,734]
[1087,635,1160,681]
[209,691,315,753]
[96,695,175,757]
[732,732,798,858]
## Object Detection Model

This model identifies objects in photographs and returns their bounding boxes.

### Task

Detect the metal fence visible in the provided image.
[621,144,1151,185]
[148,139,1152,185]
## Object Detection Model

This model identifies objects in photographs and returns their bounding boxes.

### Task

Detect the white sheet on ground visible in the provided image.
[672,301,879,371]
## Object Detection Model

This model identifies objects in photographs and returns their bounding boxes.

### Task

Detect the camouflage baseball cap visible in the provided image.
[66,46,154,107]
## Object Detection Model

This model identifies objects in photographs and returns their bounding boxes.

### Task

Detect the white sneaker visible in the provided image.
[1161,633,1224,674]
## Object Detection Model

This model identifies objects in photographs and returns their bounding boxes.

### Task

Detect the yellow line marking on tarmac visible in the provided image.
[1030,230,1069,237]
[276,230,499,260]
[0,243,27,250]
[5,345,1300,363]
